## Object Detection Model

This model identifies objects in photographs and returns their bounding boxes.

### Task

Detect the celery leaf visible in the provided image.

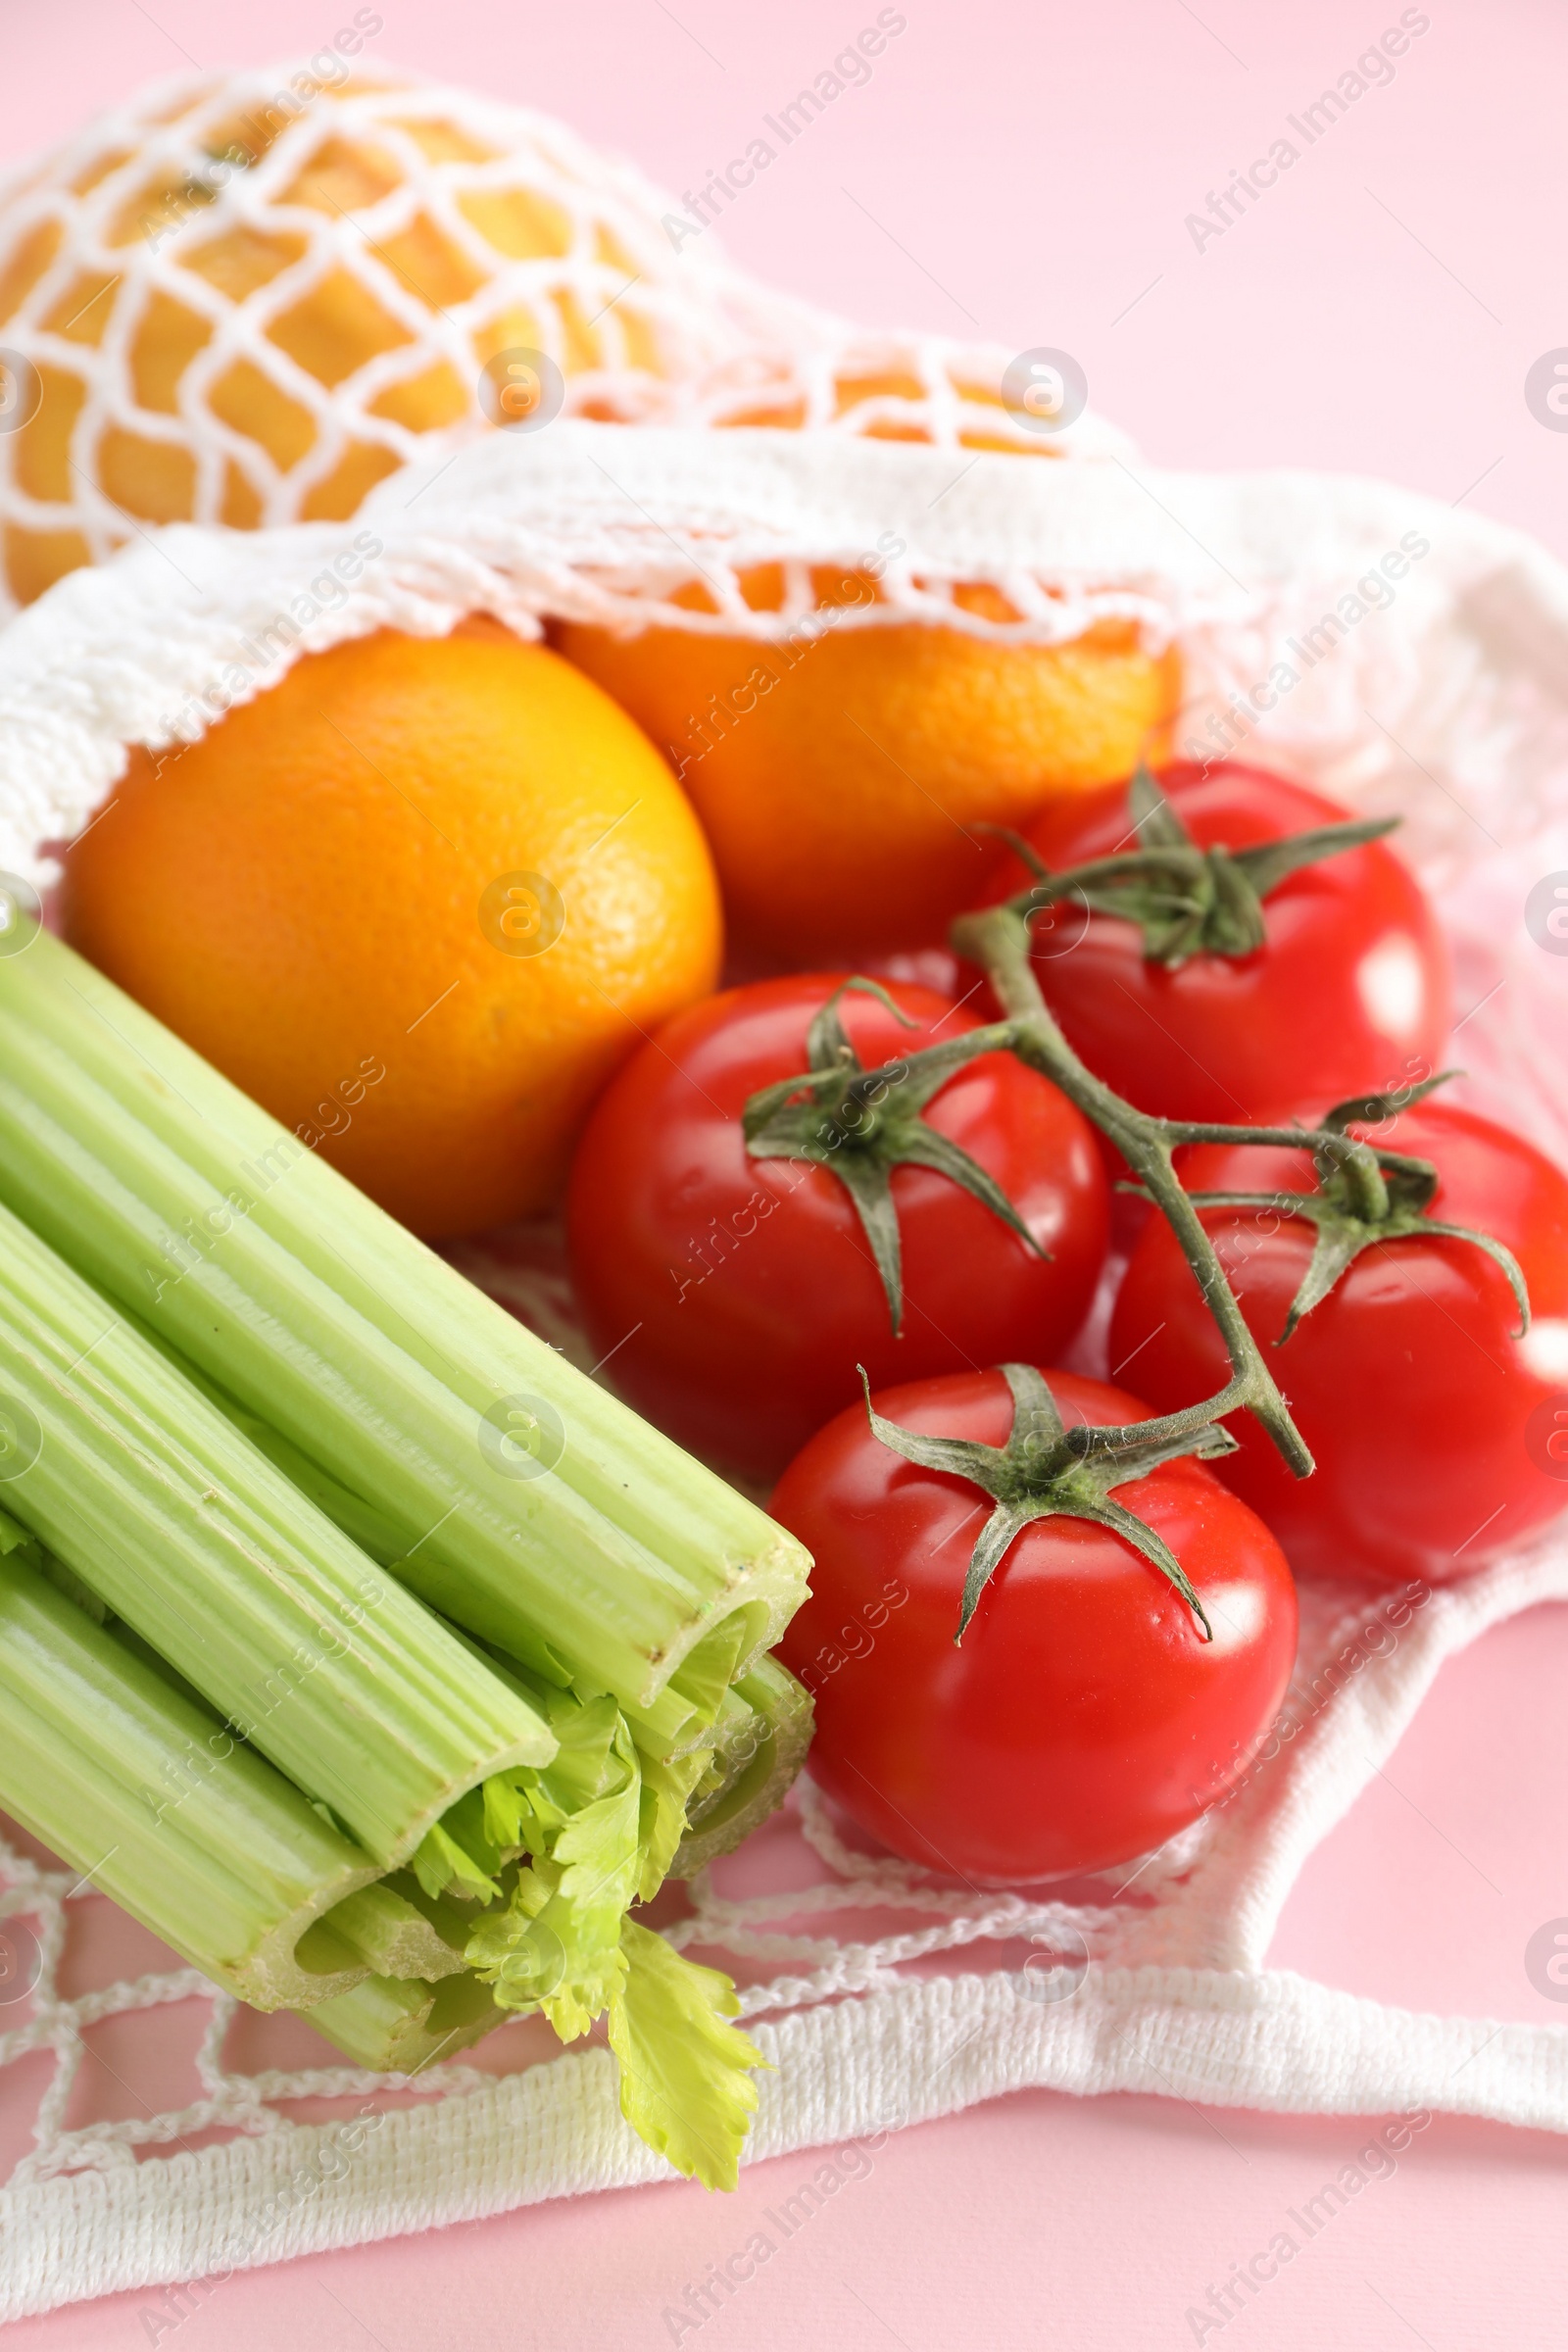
[635,1747,710,1902]
[608,1920,767,2191]
[410,1821,501,1904]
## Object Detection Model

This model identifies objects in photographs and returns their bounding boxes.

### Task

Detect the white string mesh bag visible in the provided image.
[1,423,1567,2319]
[0,59,1128,619]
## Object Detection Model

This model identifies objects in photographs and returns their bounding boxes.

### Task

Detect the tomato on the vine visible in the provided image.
[986,761,1452,1123]
[772,1367,1298,1885]
[1109,1098,1568,1585]
[565,977,1109,1482]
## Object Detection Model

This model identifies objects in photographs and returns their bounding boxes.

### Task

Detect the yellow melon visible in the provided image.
[0,59,756,610]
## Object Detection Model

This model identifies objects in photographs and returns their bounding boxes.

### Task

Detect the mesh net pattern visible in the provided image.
[0,1834,490,2188]
[0,61,1125,617]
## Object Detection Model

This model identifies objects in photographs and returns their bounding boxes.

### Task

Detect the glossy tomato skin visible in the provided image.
[1109,1102,1568,1586]
[772,1369,1298,1884]
[566,978,1108,1482]
[991,761,1451,1122]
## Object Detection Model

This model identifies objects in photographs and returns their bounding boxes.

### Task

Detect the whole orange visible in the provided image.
[556,586,1181,961]
[61,628,722,1238]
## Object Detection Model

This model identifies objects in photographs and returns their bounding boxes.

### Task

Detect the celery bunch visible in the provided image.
[0,934,805,1734]
[0,932,814,2188]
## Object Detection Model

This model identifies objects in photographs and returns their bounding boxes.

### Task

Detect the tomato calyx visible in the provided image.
[998,766,1401,968]
[741,977,1043,1335]
[858,1361,1229,1643]
[1166,1074,1534,1343]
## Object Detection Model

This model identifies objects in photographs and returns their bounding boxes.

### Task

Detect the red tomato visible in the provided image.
[772,1368,1298,1884]
[1109,1100,1568,1585]
[987,761,1451,1122]
[565,977,1109,1482]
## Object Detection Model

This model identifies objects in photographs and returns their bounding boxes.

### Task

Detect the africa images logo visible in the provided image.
[1185,10,1431,254]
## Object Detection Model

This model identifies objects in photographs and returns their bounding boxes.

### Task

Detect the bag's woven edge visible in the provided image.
[5,1964,1566,2323]
[0,421,1550,894]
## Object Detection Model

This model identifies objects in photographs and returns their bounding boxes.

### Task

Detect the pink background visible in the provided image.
[6,0,1568,2341]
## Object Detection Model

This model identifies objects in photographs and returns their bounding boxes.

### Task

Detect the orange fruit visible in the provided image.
[557,332,1168,960]
[557,577,1181,960]
[61,628,722,1238]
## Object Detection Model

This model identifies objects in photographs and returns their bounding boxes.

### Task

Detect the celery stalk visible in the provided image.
[0,1197,554,1864]
[0,935,810,1715]
[318,1881,471,1983]
[303,1969,505,2074]
[0,1533,377,2007]
[671,1658,814,1877]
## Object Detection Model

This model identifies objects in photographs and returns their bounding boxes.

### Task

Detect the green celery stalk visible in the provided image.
[0,1532,376,2008]
[0,934,810,1717]
[671,1658,815,1878]
[0,1197,554,1865]
[0,1500,791,2178]
[303,1969,505,2074]
[319,1880,472,1983]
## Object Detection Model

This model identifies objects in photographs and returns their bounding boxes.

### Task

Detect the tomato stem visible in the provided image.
[949,898,1316,1480]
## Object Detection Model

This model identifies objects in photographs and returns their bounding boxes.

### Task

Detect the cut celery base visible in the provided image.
[303,1970,506,2074]
[673,1658,815,1877]
[318,1880,472,1984]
